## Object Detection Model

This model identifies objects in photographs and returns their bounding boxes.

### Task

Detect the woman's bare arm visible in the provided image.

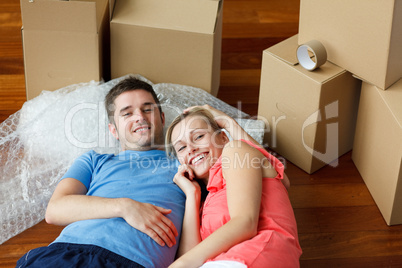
[169,140,264,268]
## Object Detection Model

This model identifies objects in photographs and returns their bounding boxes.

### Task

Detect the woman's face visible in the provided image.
[171,116,228,180]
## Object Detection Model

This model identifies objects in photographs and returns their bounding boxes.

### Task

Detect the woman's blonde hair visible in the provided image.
[165,107,221,157]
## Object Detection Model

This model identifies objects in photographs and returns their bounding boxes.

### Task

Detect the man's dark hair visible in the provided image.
[105,76,162,124]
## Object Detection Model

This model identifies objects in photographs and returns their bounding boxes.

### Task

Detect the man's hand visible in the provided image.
[46,178,178,248]
[120,198,178,247]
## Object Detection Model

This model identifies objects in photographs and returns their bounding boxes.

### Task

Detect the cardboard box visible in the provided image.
[110,0,222,96]
[298,0,402,90]
[258,35,361,174]
[352,80,402,225]
[20,0,110,100]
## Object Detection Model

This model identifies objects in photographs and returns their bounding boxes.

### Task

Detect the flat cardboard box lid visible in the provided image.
[20,0,108,33]
[265,35,345,84]
[267,35,300,66]
[111,0,220,34]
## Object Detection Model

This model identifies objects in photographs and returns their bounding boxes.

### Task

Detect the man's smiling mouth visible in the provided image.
[133,126,151,133]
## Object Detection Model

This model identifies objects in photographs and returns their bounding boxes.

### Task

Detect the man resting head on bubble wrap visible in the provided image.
[16,76,255,268]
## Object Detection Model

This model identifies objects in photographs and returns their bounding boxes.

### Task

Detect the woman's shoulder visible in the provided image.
[222,140,280,179]
[222,140,264,158]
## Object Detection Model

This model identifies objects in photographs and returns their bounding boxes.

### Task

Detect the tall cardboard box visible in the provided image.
[20,0,110,100]
[352,80,402,225]
[258,35,361,174]
[298,0,402,90]
[110,0,222,96]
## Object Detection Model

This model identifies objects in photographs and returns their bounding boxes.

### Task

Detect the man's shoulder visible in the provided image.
[79,149,110,158]
[76,150,115,165]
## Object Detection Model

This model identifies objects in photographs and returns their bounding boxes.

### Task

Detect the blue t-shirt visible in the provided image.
[52,150,185,268]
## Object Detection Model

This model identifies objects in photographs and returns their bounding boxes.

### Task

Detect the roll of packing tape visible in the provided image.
[297,40,327,71]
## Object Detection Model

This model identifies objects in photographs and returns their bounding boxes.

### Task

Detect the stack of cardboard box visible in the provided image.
[20,0,110,100]
[110,0,222,97]
[258,35,361,175]
[20,0,222,100]
[258,0,402,225]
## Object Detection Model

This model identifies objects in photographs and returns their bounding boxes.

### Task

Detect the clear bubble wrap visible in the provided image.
[0,74,265,244]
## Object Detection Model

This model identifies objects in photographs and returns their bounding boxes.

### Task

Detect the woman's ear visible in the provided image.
[220,130,230,143]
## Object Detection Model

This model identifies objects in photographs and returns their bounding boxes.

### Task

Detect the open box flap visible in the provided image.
[353,74,402,128]
[376,78,402,129]
[111,0,221,34]
[20,0,107,33]
[75,0,110,33]
[267,35,300,66]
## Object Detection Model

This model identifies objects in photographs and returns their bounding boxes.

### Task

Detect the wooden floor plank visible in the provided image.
[0,75,26,112]
[299,230,402,260]
[300,255,402,268]
[223,0,300,24]
[221,52,263,70]
[294,205,402,234]
[222,37,288,53]
[220,69,261,87]
[223,22,299,39]
[289,183,375,209]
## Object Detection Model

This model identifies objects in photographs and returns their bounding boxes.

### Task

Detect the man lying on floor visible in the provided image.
[17,77,185,268]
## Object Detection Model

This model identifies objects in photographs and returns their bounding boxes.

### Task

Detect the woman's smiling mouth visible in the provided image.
[190,153,209,165]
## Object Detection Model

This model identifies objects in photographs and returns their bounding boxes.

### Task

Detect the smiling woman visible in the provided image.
[165,107,301,268]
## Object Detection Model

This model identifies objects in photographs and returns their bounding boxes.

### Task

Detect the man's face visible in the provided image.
[108,90,165,151]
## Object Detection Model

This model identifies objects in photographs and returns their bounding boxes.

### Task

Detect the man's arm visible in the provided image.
[45,177,178,247]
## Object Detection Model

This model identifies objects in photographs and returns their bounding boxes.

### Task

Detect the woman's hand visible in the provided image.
[184,104,260,145]
[172,165,203,260]
[173,164,200,198]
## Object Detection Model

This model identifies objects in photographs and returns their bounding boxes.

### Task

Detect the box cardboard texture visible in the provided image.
[258,35,361,174]
[298,0,402,90]
[352,80,402,225]
[110,0,222,96]
[20,0,110,100]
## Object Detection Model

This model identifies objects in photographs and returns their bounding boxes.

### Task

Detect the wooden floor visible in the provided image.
[1,0,402,267]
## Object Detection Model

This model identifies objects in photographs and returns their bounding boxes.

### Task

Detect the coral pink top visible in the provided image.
[200,140,302,267]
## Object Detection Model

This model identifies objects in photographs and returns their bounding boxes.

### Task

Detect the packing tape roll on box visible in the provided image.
[297,40,327,71]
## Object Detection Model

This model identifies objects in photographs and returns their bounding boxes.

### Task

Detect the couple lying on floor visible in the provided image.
[16,76,301,268]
